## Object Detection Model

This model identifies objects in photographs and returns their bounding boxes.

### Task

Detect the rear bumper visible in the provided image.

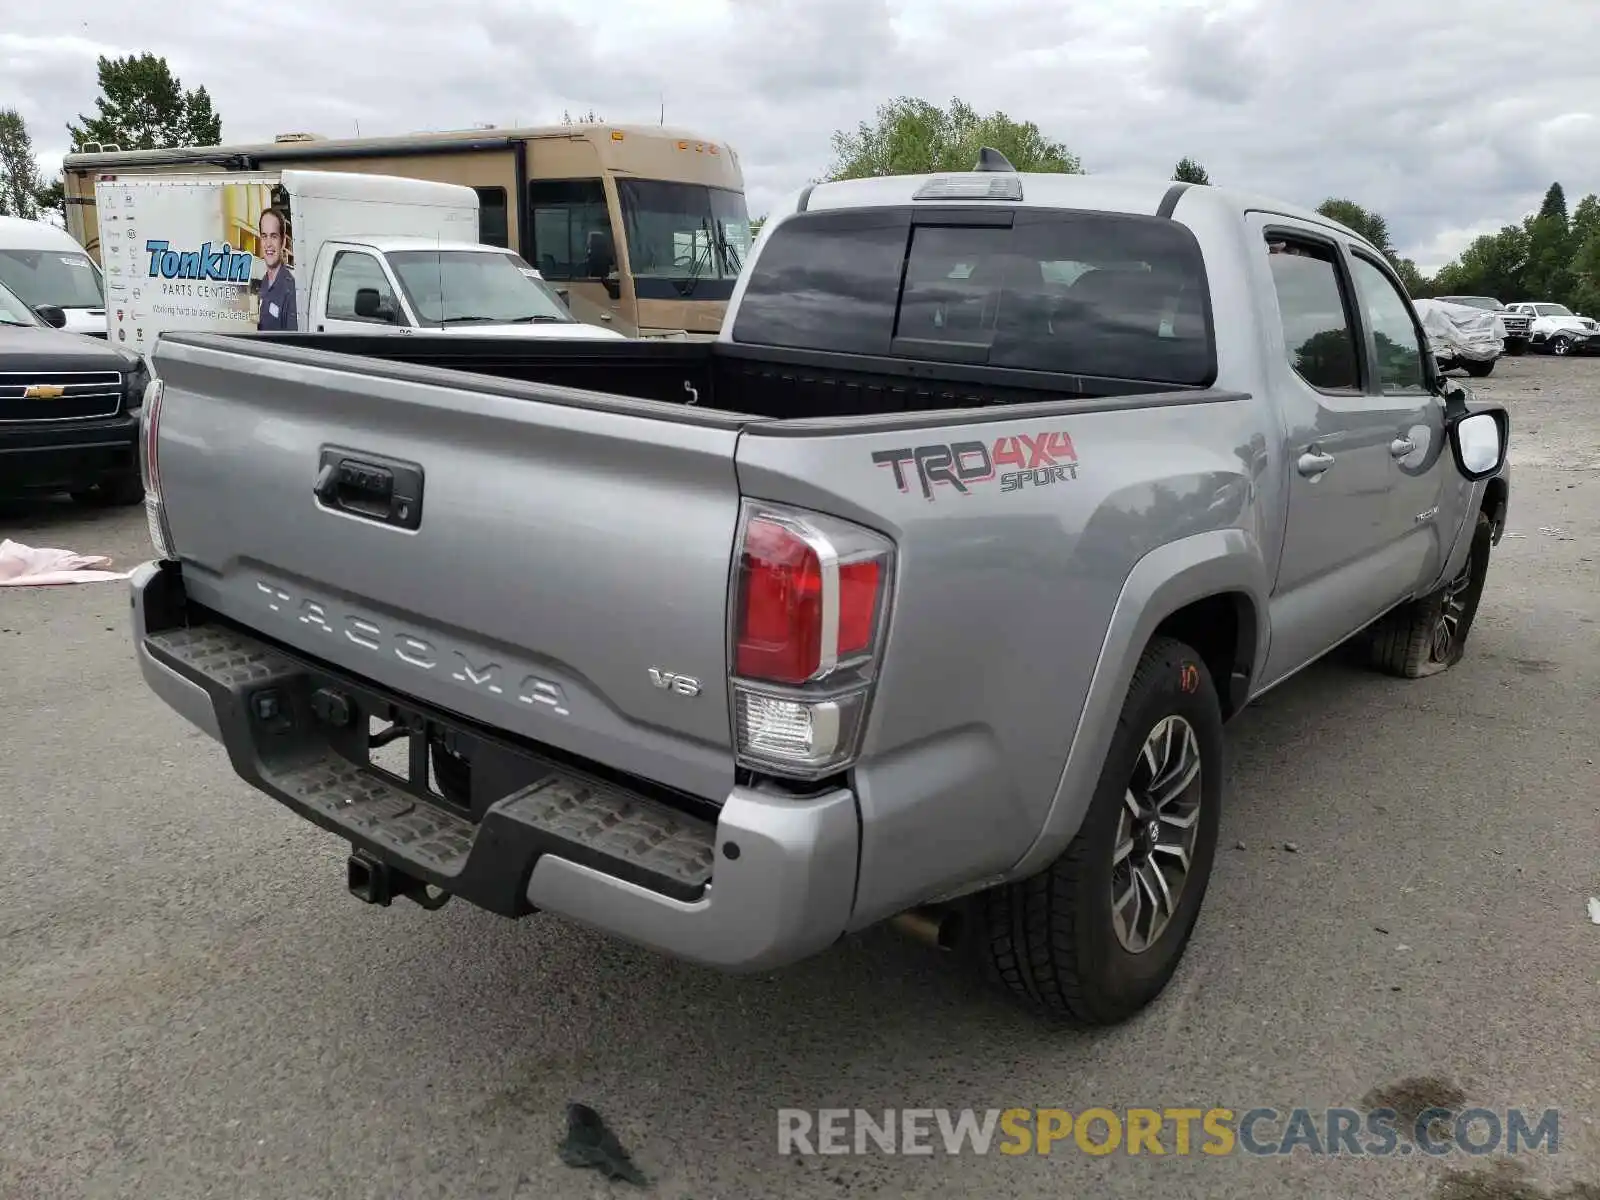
[129,560,860,972]
[0,412,138,493]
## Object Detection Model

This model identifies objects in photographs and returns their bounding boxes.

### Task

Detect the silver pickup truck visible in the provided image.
[128,157,1510,1027]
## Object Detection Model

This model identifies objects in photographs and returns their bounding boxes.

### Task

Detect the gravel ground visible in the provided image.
[1,353,1596,1200]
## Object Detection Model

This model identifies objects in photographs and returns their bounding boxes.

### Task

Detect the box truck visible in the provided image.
[93,170,623,353]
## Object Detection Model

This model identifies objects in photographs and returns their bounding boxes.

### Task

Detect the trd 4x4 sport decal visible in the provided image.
[872,431,1079,501]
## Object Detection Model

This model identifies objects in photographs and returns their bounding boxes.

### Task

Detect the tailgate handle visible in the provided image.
[314,448,424,531]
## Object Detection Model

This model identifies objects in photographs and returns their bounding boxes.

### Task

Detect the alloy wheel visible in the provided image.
[1111,715,1204,954]
[1431,551,1477,662]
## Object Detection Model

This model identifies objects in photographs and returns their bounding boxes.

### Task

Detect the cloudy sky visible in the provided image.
[4,0,1596,272]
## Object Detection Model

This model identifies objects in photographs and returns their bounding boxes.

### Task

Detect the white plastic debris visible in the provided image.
[0,539,131,586]
[1588,897,1600,926]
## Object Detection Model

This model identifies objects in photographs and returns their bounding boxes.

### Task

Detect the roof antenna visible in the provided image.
[973,146,1015,173]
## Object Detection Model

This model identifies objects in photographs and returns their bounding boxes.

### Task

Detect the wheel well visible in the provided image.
[1151,593,1258,720]
[1482,476,1508,539]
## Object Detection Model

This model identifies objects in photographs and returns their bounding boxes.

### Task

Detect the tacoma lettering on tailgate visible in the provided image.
[872,431,1079,500]
[254,580,571,715]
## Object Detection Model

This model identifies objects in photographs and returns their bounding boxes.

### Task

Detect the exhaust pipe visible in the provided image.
[890,904,963,951]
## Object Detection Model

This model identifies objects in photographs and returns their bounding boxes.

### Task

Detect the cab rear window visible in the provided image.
[732,207,1215,386]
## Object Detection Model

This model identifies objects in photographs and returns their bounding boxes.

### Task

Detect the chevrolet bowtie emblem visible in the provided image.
[23,385,66,399]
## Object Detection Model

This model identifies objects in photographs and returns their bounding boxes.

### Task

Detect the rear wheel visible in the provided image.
[975,636,1223,1026]
[1368,512,1493,678]
[1549,334,1574,357]
[1462,357,1496,378]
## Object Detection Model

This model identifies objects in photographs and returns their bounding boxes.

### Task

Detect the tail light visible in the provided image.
[138,377,177,560]
[729,501,895,780]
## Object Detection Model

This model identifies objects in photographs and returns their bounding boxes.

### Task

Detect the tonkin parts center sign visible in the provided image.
[95,175,298,352]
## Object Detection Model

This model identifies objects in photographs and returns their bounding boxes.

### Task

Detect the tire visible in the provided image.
[1462,357,1495,378]
[1504,340,1527,357]
[975,636,1224,1026]
[1368,511,1493,679]
[69,473,145,508]
[1548,334,1574,357]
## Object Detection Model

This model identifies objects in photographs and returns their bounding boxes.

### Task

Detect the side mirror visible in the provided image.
[1446,407,1508,482]
[555,288,570,307]
[33,304,68,329]
[353,287,385,321]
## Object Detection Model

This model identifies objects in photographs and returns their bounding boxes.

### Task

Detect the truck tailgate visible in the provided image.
[149,334,746,801]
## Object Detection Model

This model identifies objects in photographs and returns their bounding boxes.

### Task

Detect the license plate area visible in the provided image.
[271,659,559,825]
[310,683,561,825]
[365,705,468,815]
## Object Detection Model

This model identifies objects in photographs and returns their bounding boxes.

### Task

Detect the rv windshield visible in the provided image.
[616,180,751,298]
[386,250,575,325]
[0,248,104,310]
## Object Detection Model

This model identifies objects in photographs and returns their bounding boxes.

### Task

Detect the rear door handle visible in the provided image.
[1297,449,1336,478]
[1390,436,1415,457]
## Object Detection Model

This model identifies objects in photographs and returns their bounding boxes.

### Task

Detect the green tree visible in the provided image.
[1172,157,1210,185]
[1316,198,1393,256]
[1521,181,1575,301]
[67,53,221,151]
[1392,257,1427,296]
[33,178,65,221]
[1431,224,1530,300]
[1314,197,1430,292]
[1537,181,1567,223]
[0,109,47,219]
[1564,194,1600,315]
[825,96,1082,180]
[1569,193,1600,255]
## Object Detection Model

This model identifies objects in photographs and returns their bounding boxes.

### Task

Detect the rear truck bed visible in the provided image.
[130,328,1256,978]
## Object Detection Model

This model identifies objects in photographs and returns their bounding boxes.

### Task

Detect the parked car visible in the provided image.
[1414,298,1503,377]
[127,158,1509,1027]
[0,215,109,339]
[1434,295,1529,355]
[1503,302,1598,356]
[0,276,148,506]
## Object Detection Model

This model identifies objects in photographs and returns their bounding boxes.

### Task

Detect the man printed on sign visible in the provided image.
[256,205,297,331]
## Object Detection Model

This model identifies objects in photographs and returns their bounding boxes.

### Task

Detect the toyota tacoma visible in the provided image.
[127,156,1510,1026]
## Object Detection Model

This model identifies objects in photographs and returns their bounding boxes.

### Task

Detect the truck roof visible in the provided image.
[325,236,513,255]
[791,171,1370,246]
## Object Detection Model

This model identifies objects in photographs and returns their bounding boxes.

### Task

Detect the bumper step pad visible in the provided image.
[144,623,717,911]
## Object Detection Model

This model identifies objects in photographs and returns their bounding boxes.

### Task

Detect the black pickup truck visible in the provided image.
[0,280,149,506]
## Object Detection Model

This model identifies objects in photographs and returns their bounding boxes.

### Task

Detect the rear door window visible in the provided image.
[1263,235,1362,392]
[731,207,1215,385]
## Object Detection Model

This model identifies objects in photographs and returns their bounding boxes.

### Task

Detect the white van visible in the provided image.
[0,215,108,338]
